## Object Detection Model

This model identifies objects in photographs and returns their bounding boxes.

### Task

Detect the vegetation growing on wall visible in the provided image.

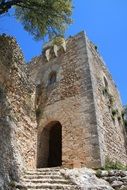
[103,157,127,171]
[123,105,127,130]
[102,86,123,124]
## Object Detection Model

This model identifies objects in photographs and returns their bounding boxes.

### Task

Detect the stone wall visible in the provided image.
[0,35,37,189]
[86,36,127,166]
[96,169,127,190]
[28,32,102,169]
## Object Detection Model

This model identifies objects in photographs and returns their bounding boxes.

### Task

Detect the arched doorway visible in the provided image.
[37,121,62,168]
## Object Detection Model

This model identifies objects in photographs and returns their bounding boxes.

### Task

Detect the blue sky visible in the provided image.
[0,0,127,104]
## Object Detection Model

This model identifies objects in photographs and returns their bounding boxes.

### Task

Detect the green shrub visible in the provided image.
[117,116,121,121]
[102,87,108,95]
[108,94,114,106]
[96,169,102,177]
[124,120,127,127]
[104,157,127,170]
[121,110,125,118]
[112,109,118,116]
[111,115,115,121]
[95,45,98,50]
[0,87,4,98]
[9,181,16,187]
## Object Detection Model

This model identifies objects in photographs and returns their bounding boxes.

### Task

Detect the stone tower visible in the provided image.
[0,31,127,189]
[28,31,127,169]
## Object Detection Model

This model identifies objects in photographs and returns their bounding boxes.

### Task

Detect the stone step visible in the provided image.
[27,188,79,190]
[27,169,60,172]
[23,174,63,179]
[29,167,60,172]
[24,184,79,189]
[27,187,79,190]
[21,168,81,190]
[22,179,70,184]
[25,171,60,175]
[26,169,60,172]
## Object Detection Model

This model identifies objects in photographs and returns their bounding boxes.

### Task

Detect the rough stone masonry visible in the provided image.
[0,35,37,189]
[0,31,127,189]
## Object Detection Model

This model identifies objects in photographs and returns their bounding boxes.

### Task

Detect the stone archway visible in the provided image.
[37,121,62,168]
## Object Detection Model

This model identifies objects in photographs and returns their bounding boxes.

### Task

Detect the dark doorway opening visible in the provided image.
[48,124,62,167]
[37,121,62,168]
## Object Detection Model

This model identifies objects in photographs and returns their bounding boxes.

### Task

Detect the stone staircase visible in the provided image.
[21,167,81,190]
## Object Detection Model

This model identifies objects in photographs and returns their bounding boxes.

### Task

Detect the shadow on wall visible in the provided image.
[0,85,20,189]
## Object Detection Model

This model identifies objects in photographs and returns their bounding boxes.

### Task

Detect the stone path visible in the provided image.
[21,167,81,190]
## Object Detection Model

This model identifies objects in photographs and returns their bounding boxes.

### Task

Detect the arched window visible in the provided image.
[104,76,108,88]
[36,84,42,106]
[48,71,57,85]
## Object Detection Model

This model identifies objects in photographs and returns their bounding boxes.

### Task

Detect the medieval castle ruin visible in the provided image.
[0,31,127,189]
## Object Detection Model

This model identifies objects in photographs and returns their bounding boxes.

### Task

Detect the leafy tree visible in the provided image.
[0,0,72,40]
